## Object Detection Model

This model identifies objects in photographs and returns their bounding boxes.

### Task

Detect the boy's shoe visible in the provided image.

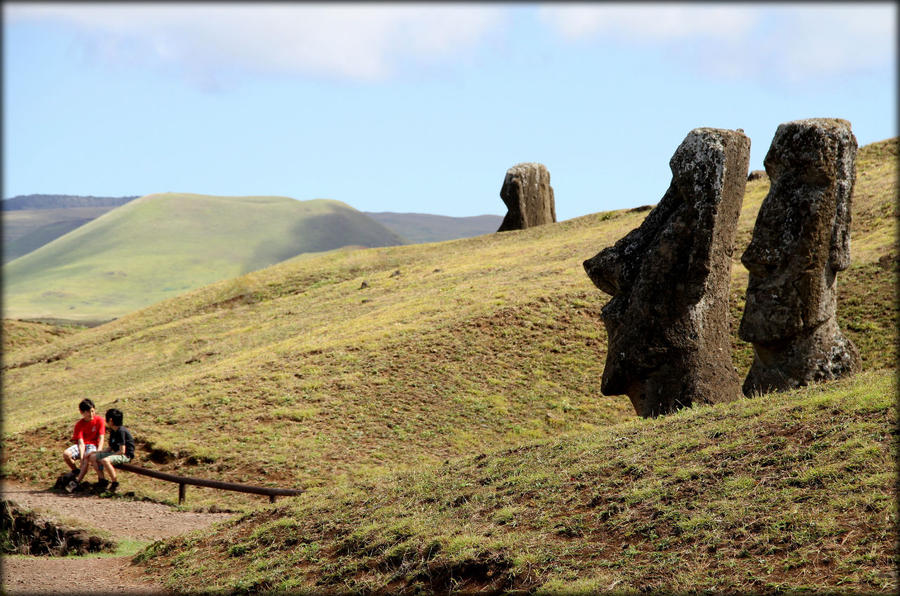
[108,481,119,493]
[65,480,79,493]
[94,479,109,492]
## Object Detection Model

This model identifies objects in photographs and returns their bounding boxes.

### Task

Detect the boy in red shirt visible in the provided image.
[62,398,105,493]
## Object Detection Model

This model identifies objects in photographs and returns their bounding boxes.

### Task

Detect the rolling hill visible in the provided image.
[2,195,140,263]
[2,194,504,264]
[2,193,405,322]
[1,138,895,592]
[364,212,503,244]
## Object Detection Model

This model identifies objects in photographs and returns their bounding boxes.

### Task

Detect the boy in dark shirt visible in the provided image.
[88,408,135,493]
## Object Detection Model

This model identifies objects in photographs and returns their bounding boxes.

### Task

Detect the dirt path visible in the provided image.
[1,480,235,595]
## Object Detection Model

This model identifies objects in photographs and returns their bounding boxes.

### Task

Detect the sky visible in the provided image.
[3,2,896,220]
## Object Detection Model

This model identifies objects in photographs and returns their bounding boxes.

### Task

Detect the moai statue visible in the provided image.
[497,163,556,232]
[739,118,860,395]
[583,128,750,417]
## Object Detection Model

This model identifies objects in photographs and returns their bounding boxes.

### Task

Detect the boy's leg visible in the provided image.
[100,457,118,483]
[62,445,78,471]
[74,446,97,483]
[88,452,105,480]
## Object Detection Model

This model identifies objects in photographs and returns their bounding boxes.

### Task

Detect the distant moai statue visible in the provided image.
[583,128,750,417]
[739,118,861,395]
[497,163,556,232]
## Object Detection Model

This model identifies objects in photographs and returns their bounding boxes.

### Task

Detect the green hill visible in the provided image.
[364,212,503,243]
[1,139,895,592]
[2,194,140,262]
[2,193,405,322]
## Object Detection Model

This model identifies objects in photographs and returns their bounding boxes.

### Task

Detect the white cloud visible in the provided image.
[538,3,896,83]
[539,3,760,41]
[3,3,506,82]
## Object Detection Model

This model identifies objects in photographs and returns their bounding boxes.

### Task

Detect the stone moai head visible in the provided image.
[497,163,556,232]
[583,128,750,417]
[739,118,860,394]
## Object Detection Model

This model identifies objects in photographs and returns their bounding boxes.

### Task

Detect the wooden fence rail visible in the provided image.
[116,462,304,505]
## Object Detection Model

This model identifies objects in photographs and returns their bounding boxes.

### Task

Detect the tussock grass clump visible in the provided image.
[137,370,897,593]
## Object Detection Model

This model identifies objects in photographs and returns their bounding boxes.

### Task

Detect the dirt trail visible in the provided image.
[1,480,234,595]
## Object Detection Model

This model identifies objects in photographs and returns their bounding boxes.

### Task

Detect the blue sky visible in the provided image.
[3,2,896,220]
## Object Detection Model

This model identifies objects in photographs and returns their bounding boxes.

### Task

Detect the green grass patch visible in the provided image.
[135,371,897,593]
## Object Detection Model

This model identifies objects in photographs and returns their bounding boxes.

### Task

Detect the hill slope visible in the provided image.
[364,212,503,243]
[136,370,896,593]
[1,320,82,353]
[2,138,894,501]
[2,193,405,322]
[2,196,141,263]
[3,207,128,264]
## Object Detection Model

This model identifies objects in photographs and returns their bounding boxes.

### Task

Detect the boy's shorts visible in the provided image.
[95,452,131,466]
[64,444,97,460]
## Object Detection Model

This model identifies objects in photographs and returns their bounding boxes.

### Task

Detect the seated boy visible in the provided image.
[63,398,105,492]
[87,408,135,494]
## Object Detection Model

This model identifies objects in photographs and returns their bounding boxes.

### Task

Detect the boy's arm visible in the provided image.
[97,417,106,451]
[112,428,126,455]
[77,438,85,460]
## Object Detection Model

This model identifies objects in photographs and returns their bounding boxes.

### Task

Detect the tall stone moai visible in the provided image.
[583,128,750,417]
[496,163,556,232]
[739,118,861,395]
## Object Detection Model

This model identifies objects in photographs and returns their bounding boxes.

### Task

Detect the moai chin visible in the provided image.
[583,128,750,417]
[497,163,556,232]
[739,118,860,395]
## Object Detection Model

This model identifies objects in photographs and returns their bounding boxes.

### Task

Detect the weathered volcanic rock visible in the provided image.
[583,128,750,417]
[497,163,556,232]
[739,118,860,395]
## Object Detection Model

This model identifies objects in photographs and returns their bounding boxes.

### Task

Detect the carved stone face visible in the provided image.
[740,119,855,345]
[584,127,749,416]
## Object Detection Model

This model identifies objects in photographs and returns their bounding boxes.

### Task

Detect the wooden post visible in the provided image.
[178,482,186,505]
[269,494,276,504]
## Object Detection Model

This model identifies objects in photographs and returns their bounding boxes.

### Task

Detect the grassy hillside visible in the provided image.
[2,194,140,262]
[2,193,405,322]
[1,320,82,354]
[2,207,118,263]
[1,139,895,589]
[2,139,894,496]
[365,212,503,244]
[136,370,896,593]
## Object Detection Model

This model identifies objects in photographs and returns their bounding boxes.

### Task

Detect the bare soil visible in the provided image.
[1,480,234,594]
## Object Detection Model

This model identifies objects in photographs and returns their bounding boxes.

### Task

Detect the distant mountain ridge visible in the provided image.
[2,191,504,265]
[3,193,405,322]
[364,212,502,243]
[2,194,140,210]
